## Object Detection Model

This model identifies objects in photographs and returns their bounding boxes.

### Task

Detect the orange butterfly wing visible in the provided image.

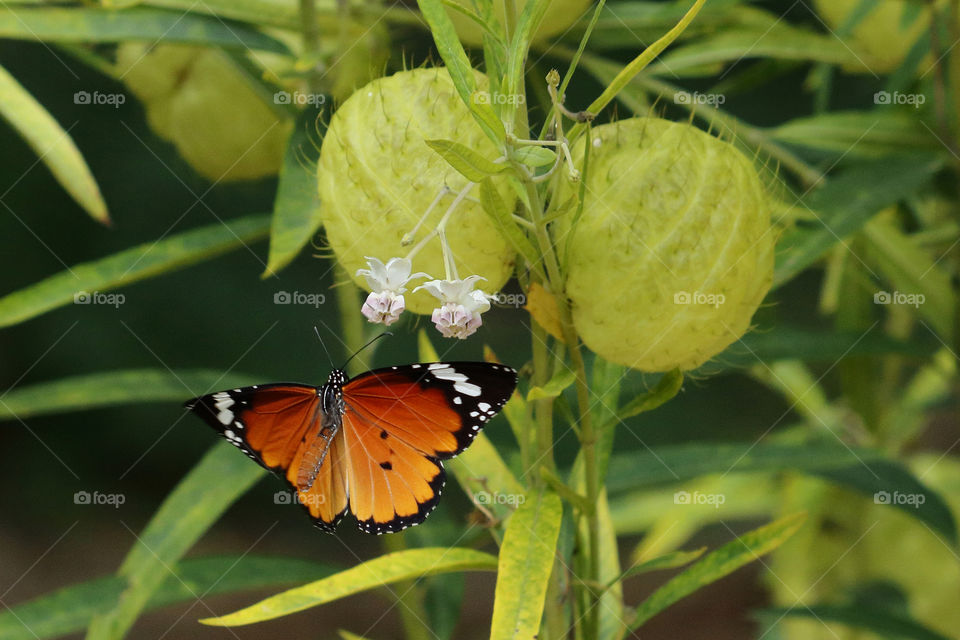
[185,384,349,530]
[340,363,517,534]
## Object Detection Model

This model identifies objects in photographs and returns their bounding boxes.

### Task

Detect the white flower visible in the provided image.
[416,275,492,339]
[356,257,427,326]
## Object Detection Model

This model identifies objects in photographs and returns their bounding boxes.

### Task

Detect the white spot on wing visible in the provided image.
[454,382,481,397]
[478,402,491,412]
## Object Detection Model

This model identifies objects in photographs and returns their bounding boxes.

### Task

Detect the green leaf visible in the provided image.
[478,178,544,279]
[610,547,706,587]
[699,326,937,375]
[0,63,108,224]
[87,442,267,640]
[0,7,289,51]
[513,145,557,168]
[141,0,301,29]
[0,555,332,640]
[567,0,708,143]
[526,366,576,401]
[425,138,506,182]
[201,548,498,626]
[774,155,943,288]
[415,0,501,144]
[0,214,270,328]
[757,604,953,640]
[263,106,325,277]
[605,441,957,542]
[616,369,683,422]
[502,0,549,118]
[489,490,563,640]
[648,27,868,76]
[0,369,258,421]
[629,513,806,629]
[768,111,940,158]
[862,217,956,341]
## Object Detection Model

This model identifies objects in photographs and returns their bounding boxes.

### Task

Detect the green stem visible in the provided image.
[382,534,433,640]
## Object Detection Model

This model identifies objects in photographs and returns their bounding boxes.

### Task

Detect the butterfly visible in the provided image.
[185,361,517,534]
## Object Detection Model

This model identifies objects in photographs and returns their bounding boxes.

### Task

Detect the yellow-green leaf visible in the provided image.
[527,366,576,401]
[425,138,506,182]
[629,512,807,629]
[0,63,108,224]
[489,489,563,640]
[201,548,498,626]
[513,145,557,168]
[0,214,270,328]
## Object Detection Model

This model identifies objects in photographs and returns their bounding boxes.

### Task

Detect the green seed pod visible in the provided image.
[117,44,291,182]
[318,68,515,314]
[556,117,774,372]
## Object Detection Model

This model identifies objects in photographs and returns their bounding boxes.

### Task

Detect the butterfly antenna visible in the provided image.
[313,326,336,368]
[341,331,393,371]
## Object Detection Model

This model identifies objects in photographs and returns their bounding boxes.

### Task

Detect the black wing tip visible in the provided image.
[354,461,446,535]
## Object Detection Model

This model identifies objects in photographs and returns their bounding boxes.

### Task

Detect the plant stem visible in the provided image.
[298,0,322,95]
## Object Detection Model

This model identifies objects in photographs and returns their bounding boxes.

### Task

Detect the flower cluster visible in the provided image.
[356,257,492,339]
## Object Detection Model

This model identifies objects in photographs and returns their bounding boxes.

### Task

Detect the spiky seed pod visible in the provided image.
[318,68,515,314]
[556,117,775,372]
[117,44,291,182]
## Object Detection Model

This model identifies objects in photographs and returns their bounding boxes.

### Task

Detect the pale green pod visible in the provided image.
[556,117,774,372]
[318,68,515,314]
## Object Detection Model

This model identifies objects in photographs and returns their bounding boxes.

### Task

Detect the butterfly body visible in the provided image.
[185,362,517,534]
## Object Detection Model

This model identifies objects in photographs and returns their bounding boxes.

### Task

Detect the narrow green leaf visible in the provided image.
[774,156,942,289]
[513,146,557,168]
[263,106,325,277]
[526,366,576,401]
[0,369,258,421]
[648,27,868,76]
[616,369,683,422]
[87,442,267,639]
[0,214,270,328]
[0,7,289,51]
[415,0,500,144]
[201,548,498,626]
[478,178,543,279]
[469,93,507,140]
[630,513,806,629]
[425,138,506,182]
[862,217,956,341]
[0,555,332,640]
[567,0,708,143]
[502,0,549,118]
[605,442,957,542]
[489,490,563,640]
[616,548,706,583]
[338,631,373,640]
[0,63,108,224]
[539,467,590,512]
[757,604,953,640]
[768,111,940,158]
